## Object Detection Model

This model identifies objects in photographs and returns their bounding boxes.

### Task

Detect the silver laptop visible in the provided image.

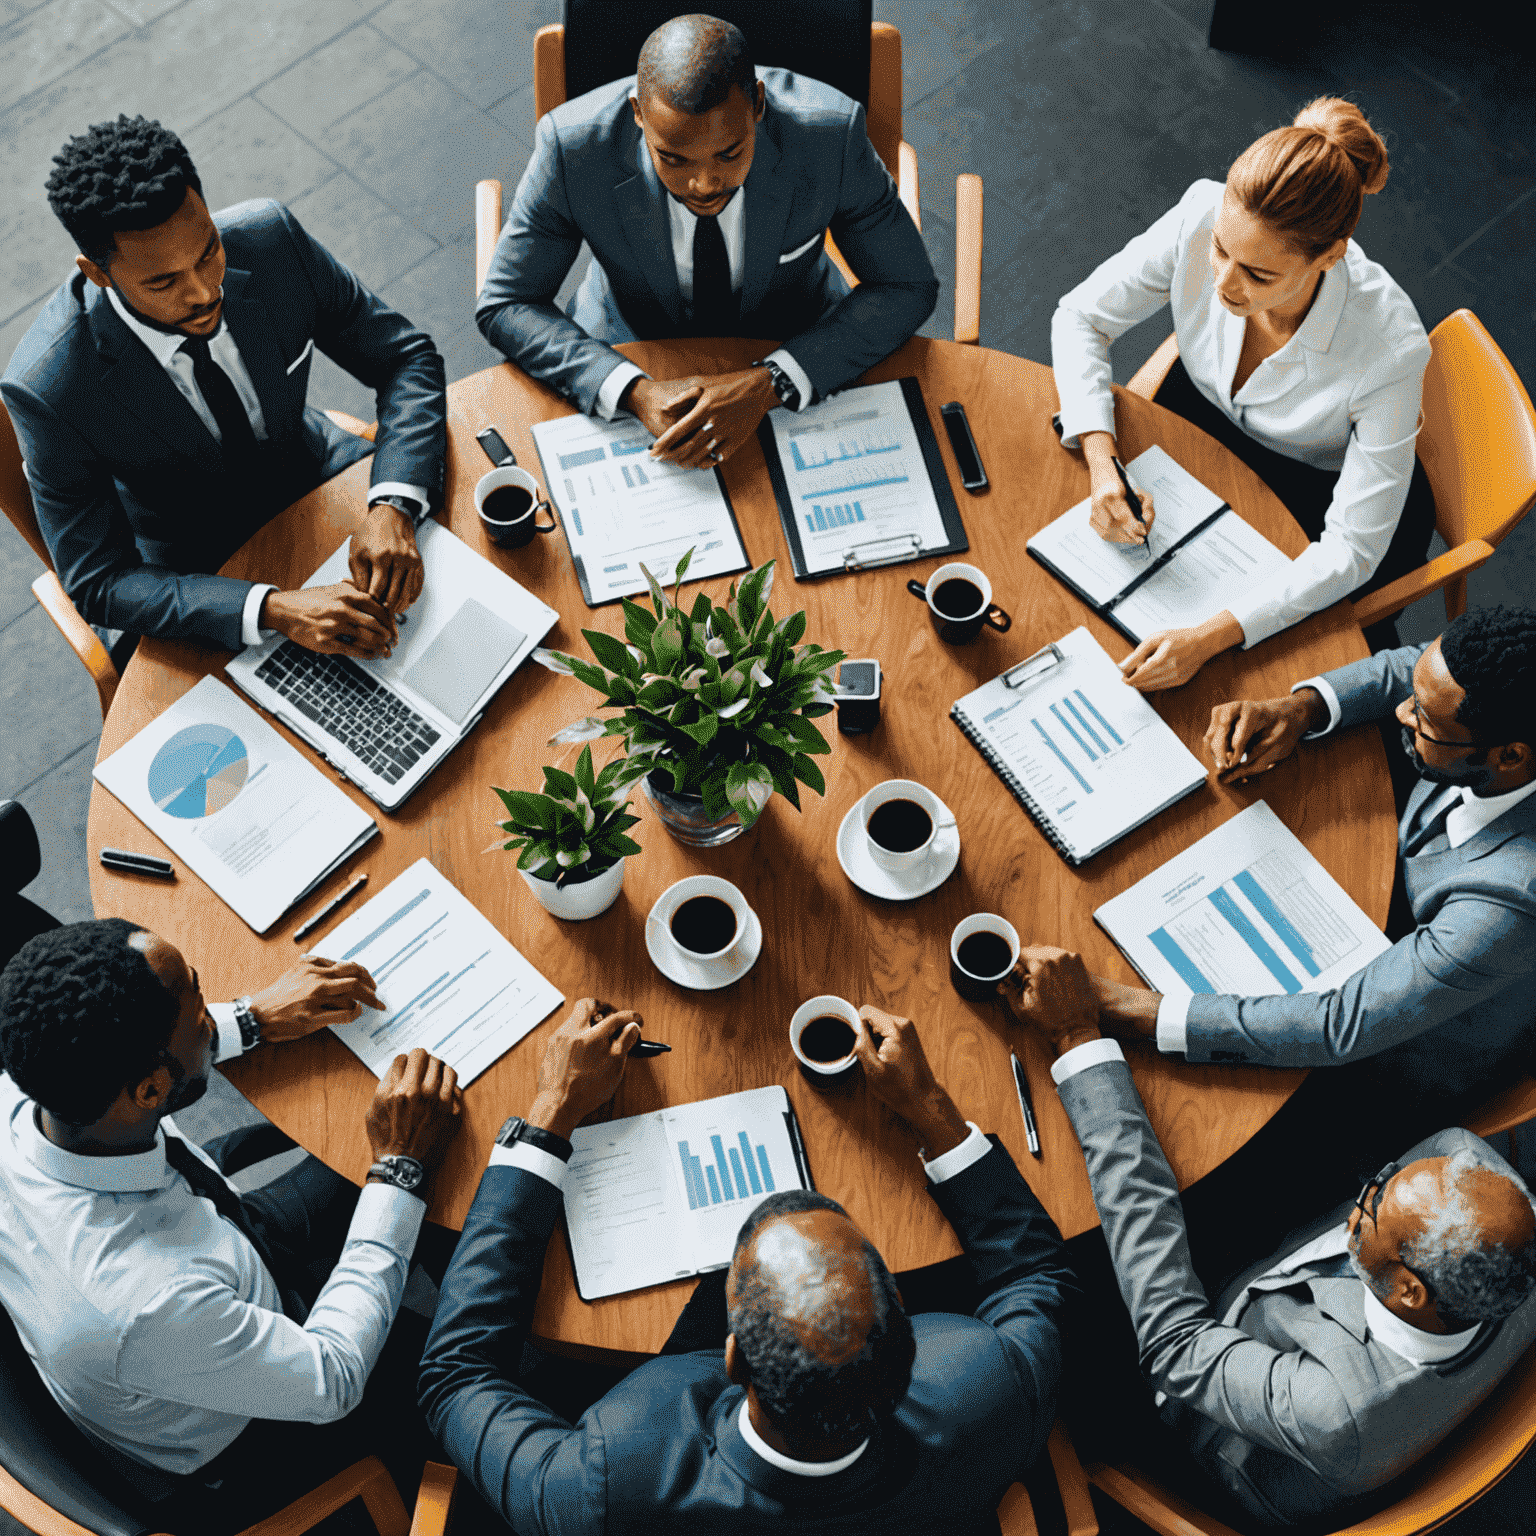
[226,521,558,811]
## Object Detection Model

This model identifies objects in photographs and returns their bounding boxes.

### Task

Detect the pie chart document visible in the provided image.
[94,675,377,933]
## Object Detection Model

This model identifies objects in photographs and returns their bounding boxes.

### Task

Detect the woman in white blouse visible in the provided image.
[1052,98,1434,691]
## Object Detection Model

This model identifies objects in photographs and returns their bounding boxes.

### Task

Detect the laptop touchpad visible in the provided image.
[402,598,525,726]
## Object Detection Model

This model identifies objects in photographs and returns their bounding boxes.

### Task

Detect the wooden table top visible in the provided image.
[89,335,1395,1357]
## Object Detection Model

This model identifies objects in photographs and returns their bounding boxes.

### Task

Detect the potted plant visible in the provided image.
[492,744,642,920]
[534,551,843,847]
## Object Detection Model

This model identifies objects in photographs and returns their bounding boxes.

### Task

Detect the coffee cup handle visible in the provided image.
[906,578,928,601]
[534,500,559,533]
[985,604,1012,633]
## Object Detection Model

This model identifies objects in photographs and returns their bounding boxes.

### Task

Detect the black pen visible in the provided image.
[1111,455,1154,556]
[631,1040,672,1057]
[1011,1052,1042,1159]
[100,847,175,879]
[293,873,369,942]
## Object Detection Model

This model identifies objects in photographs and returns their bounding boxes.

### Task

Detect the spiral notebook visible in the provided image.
[949,627,1208,866]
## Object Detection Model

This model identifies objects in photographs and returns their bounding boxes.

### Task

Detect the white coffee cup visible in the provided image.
[950,913,1022,1000]
[862,779,957,873]
[651,875,749,966]
[474,465,556,548]
[790,995,861,1080]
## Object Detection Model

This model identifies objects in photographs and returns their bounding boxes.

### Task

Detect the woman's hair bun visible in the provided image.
[1293,96,1389,195]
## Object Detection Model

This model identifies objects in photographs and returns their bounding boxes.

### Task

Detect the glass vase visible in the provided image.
[643,768,745,848]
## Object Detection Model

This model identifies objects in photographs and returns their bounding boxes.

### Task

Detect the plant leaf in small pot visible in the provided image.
[491,745,642,888]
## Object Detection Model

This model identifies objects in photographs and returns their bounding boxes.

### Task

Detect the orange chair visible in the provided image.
[1125,311,1536,630]
[475,13,985,343]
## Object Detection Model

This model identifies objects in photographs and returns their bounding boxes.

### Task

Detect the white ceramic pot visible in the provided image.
[520,857,627,920]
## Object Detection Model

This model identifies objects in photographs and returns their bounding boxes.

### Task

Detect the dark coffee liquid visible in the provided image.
[867,797,933,853]
[957,931,1013,979]
[933,577,984,619]
[800,1015,856,1063]
[482,486,533,522]
[670,895,738,954]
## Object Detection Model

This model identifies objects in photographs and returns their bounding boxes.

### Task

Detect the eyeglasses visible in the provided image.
[1354,1162,1438,1302]
[1406,696,1480,751]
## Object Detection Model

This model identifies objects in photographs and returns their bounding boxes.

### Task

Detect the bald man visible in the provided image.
[1006,946,1536,1529]
[476,14,937,471]
[419,999,1075,1536]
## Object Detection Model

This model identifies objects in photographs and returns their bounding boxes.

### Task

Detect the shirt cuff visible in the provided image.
[489,1140,570,1190]
[241,584,276,648]
[209,1002,245,1063]
[1055,402,1120,453]
[596,361,648,421]
[1049,1037,1126,1084]
[1155,994,1191,1055]
[921,1122,990,1184]
[1292,676,1342,737]
[765,348,816,413]
[352,1178,428,1251]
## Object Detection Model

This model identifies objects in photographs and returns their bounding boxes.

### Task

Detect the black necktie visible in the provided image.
[178,333,258,456]
[162,1133,307,1322]
[691,213,737,336]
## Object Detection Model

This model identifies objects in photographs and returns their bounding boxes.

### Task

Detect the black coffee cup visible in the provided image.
[907,561,1011,643]
[790,996,861,1087]
[475,466,558,548]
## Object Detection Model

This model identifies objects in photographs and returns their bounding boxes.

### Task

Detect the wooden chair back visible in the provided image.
[0,398,51,569]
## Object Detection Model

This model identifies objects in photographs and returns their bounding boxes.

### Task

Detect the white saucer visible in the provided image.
[837,794,961,901]
[645,906,764,990]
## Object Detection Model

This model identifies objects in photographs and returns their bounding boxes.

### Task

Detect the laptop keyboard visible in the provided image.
[255,641,441,787]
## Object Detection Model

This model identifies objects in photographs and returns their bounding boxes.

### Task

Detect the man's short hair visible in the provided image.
[0,919,178,1127]
[635,15,756,116]
[1400,1148,1536,1329]
[1441,605,1536,748]
[727,1190,915,1444]
[45,115,203,267]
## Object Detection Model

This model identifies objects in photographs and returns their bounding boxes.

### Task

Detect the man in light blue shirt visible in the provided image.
[0,917,462,1525]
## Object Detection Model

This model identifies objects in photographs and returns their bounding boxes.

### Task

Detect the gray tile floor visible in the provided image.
[2,2,1534,1530]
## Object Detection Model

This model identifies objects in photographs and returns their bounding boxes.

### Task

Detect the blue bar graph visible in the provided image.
[1209,889,1301,993]
[1062,695,1109,754]
[1148,928,1216,992]
[805,500,866,533]
[801,473,907,501]
[757,1146,775,1192]
[728,1147,748,1198]
[705,1165,722,1203]
[1032,717,1093,795]
[677,1130,776,1206]
[1074,690,1123,746]
[1049,702,1097,761]
[789,434,902,472]
[738,1133,762,1194]
[710,1135,735,1198]
[621,465,634,488]
[559,447,605,470]
[610,439,647,457]
[1233,871,1321,977]
[677,1142,708,1210]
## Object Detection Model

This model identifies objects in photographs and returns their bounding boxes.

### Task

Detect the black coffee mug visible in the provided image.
[475,467,559,548]
[907,561,1011,644]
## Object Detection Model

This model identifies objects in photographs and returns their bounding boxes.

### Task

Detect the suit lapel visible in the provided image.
[738,124,788,320]
[1398,779,1437,849]
[218,265,288,433]
[615,130,683,325]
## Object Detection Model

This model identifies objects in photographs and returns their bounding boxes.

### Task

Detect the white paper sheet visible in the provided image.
[1095,800,1391,996]
[530,414,750,602]
[92,675,378,934]
[765,380,949,574]
[321,859,563,1086]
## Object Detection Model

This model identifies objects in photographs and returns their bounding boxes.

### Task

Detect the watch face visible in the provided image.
[381,1157,423,1189]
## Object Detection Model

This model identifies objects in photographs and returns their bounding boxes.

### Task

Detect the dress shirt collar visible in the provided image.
[16,1097,170,1194]
[1360,1284,1479,1364]
[735,1399,869,1477]
[665,186,748,294]
[1294,256,1349,354]
[1447,776,1536,849]
[106,285,226,368]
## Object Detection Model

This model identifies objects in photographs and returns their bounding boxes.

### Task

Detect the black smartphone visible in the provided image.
[940,400,988,492]
[476,426,516,467]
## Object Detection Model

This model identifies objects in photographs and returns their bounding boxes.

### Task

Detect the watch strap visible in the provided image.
[753,357,802,410]
[495,1115,573,1162]
[369,493,430,530]
[232,995,262,1052]
[367,1155,425,1192]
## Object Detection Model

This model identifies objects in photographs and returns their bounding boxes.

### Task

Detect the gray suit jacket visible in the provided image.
[1184,644,1536,1110]
[476,70,939,414]
[1059,1059,1536,1525]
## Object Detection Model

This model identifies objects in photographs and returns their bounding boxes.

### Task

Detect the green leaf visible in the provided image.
[792,753,826,796]
[641,561,670,616]
[566,656,614,696]
[599,833,644,858]
[541,765,579,800]
[673,546,694,586]
[777,610,807,647]
[681,712,719,747]
[802,702,834,718]
[652,614,683,672]
[584,629,636,678]
[622,598,658,644]
[782,714,831,753]
[492,788,556,830]
[573,744,596,796]
[689,591,713,624]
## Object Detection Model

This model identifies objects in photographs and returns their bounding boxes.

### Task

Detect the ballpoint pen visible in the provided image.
[1010,1052,1042,1159]
[293,872,368,942]
[631,1040,672,1057]
[1111,455,1154,557]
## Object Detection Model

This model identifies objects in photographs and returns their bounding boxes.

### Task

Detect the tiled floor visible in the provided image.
[2,3,1534,1530]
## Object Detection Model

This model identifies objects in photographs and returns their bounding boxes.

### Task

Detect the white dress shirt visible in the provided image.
[1052,178,1431,648]
[593,187,817,422]
[0,1020,423,1474]
[105,287,429,646]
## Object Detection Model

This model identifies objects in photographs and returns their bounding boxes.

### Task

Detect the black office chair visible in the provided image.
[0,802,60,972]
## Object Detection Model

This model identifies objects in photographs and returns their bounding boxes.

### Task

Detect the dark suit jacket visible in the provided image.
[476,69,940,414]
[419,1140,1074,1535]
[1,199,446,650]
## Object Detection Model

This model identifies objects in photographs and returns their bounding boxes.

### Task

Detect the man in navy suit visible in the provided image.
[419,998,1075,1536]
[477,14,938,472]
[1,116,446,655]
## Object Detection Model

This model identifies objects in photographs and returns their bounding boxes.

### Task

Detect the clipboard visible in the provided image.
[757,377,969,580]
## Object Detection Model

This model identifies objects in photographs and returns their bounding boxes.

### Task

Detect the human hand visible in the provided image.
[350,503,424,614]
[364,1047,463,1174]
[248,954,384,1043]
[854,1006,969,1158]
[262,583,398,660]
[622,377,705,441]
[1119,612,1243,692]
[998,947,1103,1057]
[648,367,778,470]
[527,998,642,1140]
[1090,472,1158,545]
[1205,688,1326,782]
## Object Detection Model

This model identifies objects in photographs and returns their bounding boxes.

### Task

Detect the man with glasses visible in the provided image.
[1006,945,1536,1528]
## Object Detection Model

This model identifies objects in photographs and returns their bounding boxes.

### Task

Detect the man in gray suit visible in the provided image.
[476,15,937,471]
[1006,945,1536,1528]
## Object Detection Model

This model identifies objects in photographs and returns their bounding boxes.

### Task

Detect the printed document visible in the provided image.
[1095,800,1391,996]
[530,413,749,603]
[92,675,377,934]
[764,380,950,573]
[563,1086,809,1299]
[322,859,563,1086]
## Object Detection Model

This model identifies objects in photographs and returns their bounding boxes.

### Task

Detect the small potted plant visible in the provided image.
[492,745,642,920]
[535,551,843,847]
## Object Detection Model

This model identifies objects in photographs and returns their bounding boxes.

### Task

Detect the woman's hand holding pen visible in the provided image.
[1082,431,1157,545]
[1119,611,1245,692]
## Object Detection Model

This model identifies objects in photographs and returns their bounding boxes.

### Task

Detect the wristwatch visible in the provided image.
[495,1116,573,1161]
[753,357,803,411]
[368,493,429,530]
[367,1154,426,1192]
[231,995,262,1052]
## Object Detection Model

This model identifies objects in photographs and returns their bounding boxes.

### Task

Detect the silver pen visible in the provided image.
[293,872,369,942]
[1011,1052,1041,1159]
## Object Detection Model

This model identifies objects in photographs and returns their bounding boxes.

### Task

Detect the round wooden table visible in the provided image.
[88,336,1395,1357]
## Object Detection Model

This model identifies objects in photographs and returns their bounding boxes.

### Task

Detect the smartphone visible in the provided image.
[940,401,988,492]
[834,660,881,699]
[476,426,516,467]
